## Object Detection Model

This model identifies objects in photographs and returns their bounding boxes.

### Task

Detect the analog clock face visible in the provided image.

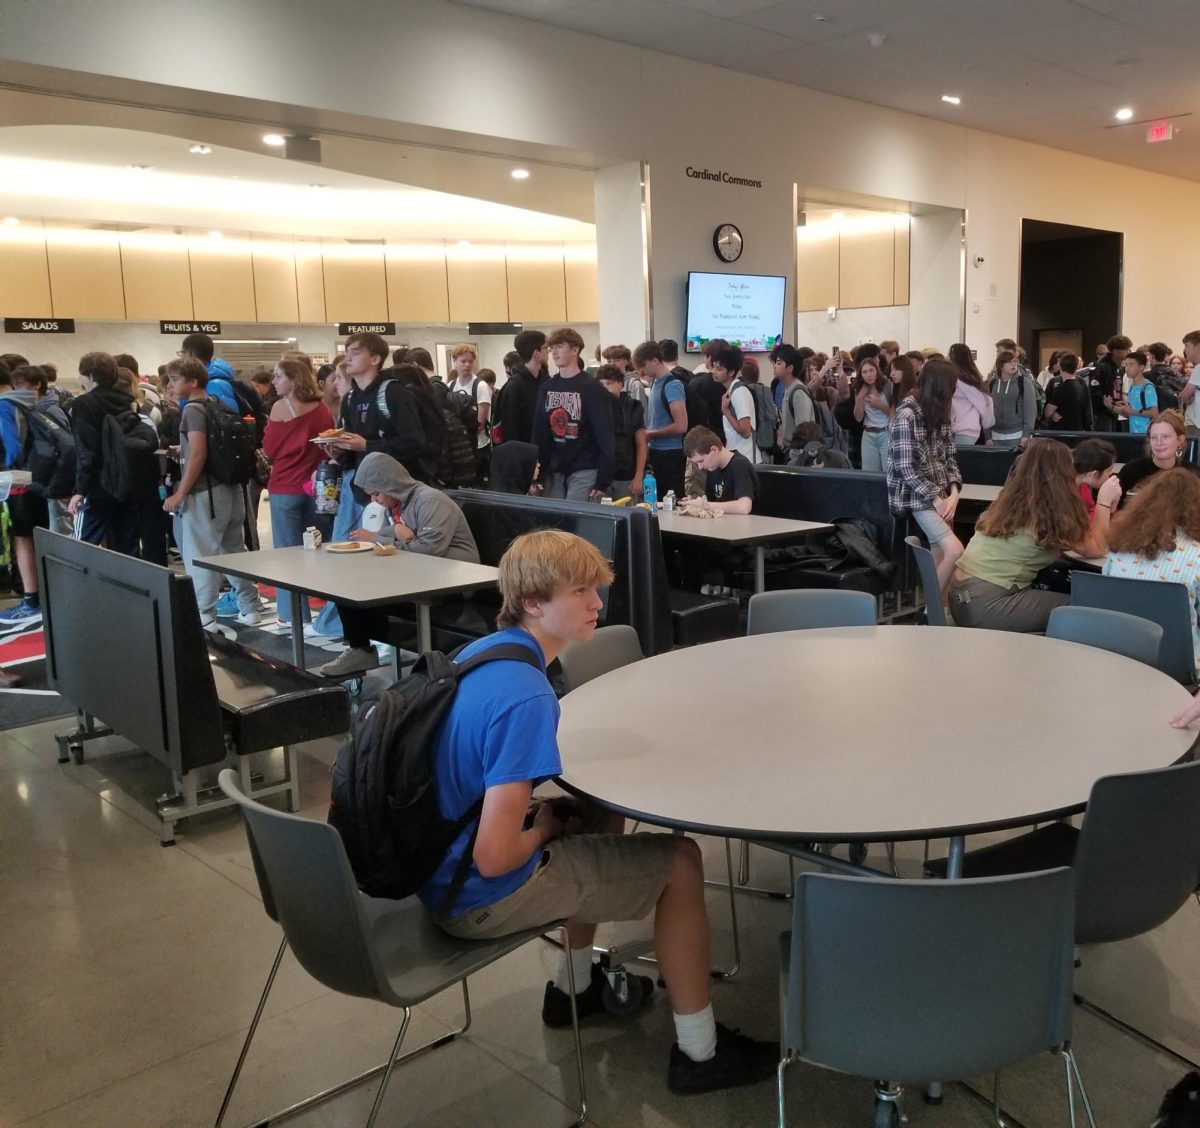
[713,223,743,262]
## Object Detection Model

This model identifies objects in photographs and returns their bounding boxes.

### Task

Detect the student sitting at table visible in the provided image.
[1118,410,1198,498]
[949,438,1120,632]
[1105,468,1200,680]
[422,529,778,1094]
[680,425,758,514]
[1073,438,1119,522]
[316,452,480,679]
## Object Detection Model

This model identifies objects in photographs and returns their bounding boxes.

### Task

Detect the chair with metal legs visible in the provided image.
[905,534,949,626]
[214,770,587,1128]
[778,869,1094,1128]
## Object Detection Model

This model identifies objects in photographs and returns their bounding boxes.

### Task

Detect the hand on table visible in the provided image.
[1170,692,1200,729]
[348,529,375,542]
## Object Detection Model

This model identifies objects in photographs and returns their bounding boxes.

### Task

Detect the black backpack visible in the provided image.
[1155,1071,1200,1126]
[327,643,543,905]
[202,397,256,486]
[658,373,708,434]
[449,378,481,440]
[12,402,76,499]
[98,408,159,501]
[231,379,269,446]
[436,405,478,487]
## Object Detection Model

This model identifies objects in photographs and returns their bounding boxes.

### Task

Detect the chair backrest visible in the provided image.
[558,624,643,692]
[905,535,947,626]
[1074,759,1200,943]
[1046,605,1163,668]
[746,589,876,635]
[218,769,384,1000]
[784,869,1075,1081]
[1071,571,1196,684]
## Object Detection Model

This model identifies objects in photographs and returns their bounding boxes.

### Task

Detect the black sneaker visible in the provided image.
[668,1023,779,1096]
[541,963,654,1028]
[1154,1070,1200,1126]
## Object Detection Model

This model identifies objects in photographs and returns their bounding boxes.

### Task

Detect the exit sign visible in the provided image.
[1147,122,1174,143]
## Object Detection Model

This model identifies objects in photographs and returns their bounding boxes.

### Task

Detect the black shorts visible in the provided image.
[6,491,49,539]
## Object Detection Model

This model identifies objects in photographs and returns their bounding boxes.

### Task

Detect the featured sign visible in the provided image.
[160,320,222,334]
[468,322,522,336]
[685,166,763,189]
[3,318,75,333]
[337,322,396,335]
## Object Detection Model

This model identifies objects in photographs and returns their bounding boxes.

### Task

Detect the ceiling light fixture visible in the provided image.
[188,144,212,155]
[2,216,19,226]
[511,168,530,180]
[941,94,961,105]
[262,133,286,146]
[207,229,224,240]
[307,183,326,190]
[456,240,472,248]
[1115,108,1134,121]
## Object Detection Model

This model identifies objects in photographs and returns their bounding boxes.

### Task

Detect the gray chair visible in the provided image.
[1071,571,1196,684]
[559,624,643,692]
[214,770,586,1128]
[905,535,948,626]
[779,869,1093,1128]
[746,589,877,635]
[1046,605,1163,668]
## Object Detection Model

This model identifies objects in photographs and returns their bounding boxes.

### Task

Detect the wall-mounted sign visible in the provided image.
[160,320,222,335]
[337,322,396,335]
[685,166,763,189]
[4,318,75,333]
[1147,122,1174,144]
[468,322,522,336]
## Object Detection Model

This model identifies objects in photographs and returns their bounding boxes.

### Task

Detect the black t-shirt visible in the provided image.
[1118,457,1200,500]
[608,393,645,480]
[1048,377,1091,431]
[1088,358,1119,422]
[704,450,758,508]
[689,371,725,432]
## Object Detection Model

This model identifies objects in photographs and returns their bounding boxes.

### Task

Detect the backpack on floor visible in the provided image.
[203,398,257,486]
[12,402,76,499]
[99,407,159,501]
[1155,1071,1200,1126]
[327,643,543,906]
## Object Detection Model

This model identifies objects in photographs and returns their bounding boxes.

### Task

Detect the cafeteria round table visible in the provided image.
[556,626,1198,849]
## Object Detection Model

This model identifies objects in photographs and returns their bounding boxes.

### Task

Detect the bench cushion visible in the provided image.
[668,589,739,647]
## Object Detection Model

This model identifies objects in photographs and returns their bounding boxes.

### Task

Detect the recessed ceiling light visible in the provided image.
[2,216,19,226]
[1115,108,1134,121]
[941,94,961,105]
[456,240,472,248]
[188,144,212,155]
[262,133,286,147]
[207,229,224,240]
[831,211,846,222]
[307,183,326,190]
[511,168,530,180]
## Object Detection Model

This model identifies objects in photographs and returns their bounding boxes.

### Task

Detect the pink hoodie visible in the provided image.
[951,382,995,443]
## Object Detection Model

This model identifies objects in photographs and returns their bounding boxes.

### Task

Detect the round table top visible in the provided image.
[556,626,1199,842]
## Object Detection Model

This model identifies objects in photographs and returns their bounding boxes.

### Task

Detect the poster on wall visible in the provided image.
[684,272,784,353]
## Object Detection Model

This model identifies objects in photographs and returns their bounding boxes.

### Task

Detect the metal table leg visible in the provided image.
[754,546,766,593]
[926,833,966,1106]
[289,591,305,668]
[416,602,432,655]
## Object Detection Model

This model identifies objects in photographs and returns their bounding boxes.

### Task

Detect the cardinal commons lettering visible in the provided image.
[685,166,763,189]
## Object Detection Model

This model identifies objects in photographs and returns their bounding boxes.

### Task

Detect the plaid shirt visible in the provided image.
[886,397,962,514]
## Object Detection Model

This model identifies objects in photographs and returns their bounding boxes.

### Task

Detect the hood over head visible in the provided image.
[353,451,419,503]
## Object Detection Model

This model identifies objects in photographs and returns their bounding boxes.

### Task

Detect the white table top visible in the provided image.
[193,545,499,607]
[959,482,1001,503]
[655,510,832,545]
[557,626,1198,842]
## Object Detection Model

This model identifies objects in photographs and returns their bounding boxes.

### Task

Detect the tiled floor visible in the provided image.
[2,714,1196,1127]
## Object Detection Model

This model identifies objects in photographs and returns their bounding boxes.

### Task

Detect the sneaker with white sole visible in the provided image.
[237,609,261,627]
[0,599,42,630]
[316,647,380,679]
[303,623,339,641]
[215,590,239,618]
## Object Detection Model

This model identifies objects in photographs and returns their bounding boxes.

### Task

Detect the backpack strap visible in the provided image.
[451,640,545,676]
[375,379,391,424]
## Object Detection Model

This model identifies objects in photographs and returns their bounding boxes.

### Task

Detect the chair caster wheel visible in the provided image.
[849,842,869,866]
[923,1090,943,1106]
[600,968,644,1016]
[874,1099,901,1126]
[69,741,85,765]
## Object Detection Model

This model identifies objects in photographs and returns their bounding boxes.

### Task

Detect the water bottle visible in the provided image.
[314,460,342,515]
[642,467,657,508]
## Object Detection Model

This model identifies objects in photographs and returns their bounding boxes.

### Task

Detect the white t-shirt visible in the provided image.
[1187,370,1200,428]
[452,374,493,448]
[724,379,758,463]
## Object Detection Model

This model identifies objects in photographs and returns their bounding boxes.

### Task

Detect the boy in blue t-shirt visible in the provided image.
[421,529,776,1095]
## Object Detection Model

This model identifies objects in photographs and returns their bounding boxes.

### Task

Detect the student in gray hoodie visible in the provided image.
[317,452,481,677]
[988,350,1038,449]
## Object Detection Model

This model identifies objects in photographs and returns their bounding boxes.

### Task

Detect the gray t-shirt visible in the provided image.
[780,380,814,445]
[179,398,210,490]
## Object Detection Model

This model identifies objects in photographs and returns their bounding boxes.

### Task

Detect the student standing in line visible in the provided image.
[596,365,646,501]
[887,358,964,598]
[853,356,893,471]
[493,330,548,447]
[1115,350,1158,435]
[689,339,728,430]
[449,343,492,483]
[1043,354,1093,430]
[774,345,815,452]
[531,328,614,501]
[633,340,687,498]
[710,346,758,465]
[947,343,995,448]
[988,350,1038,449]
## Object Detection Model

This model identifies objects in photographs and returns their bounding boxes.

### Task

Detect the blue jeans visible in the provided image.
[270,492,316,623]
[861,428,889,473]
[311,470,363,636]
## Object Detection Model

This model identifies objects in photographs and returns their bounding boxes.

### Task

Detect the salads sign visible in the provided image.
[4,318,75,333]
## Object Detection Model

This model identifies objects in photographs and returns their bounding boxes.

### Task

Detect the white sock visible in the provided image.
[673,1003,718,1062]
[554,946,594,995]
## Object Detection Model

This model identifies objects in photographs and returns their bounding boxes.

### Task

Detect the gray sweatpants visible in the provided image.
[175,484,260,622]
[544,468,598,501]
[948,573,1066,633]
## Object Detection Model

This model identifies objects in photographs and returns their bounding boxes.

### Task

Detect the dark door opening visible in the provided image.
[1018,219,1122,371]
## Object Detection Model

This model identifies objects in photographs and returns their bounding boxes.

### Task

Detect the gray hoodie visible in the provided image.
[354,452,480,563]
[989,373,1037,438]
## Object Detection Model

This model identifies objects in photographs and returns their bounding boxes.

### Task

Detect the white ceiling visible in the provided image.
[454,0,1200,182]
[0,125,597,243]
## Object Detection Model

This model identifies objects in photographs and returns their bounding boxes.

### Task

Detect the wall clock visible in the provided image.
[713,223,743,262]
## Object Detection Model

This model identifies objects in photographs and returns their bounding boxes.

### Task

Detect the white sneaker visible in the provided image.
[237,609,261,626]
[316,647,380,679]
[304,623,338,641]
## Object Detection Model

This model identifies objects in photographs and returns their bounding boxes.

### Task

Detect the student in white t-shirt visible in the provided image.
[709,346,758,464]
[449,342,493,477]
[1179,330,1200,436]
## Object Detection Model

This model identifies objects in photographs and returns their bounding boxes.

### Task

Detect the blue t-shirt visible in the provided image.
[1128,382,1157,435]
[647,374,686,451]
[418,628,563,915]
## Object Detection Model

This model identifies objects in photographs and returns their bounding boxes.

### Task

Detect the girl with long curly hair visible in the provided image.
[948,438,1120,631]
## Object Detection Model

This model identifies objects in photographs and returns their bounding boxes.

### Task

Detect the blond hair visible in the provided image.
[275,358,322,402]
[497,530,614,629]
[450,342,478,360]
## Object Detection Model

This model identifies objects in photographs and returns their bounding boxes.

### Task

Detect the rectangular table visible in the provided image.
[654,511,834,593]
[960,464,1123,504]
[193,546,500,669]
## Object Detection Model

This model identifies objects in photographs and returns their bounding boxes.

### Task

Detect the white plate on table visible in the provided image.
[323,541,375,554]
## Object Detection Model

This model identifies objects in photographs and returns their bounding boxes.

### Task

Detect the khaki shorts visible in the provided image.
[436,830,678,941]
